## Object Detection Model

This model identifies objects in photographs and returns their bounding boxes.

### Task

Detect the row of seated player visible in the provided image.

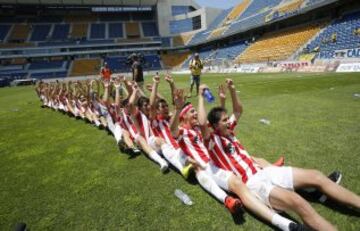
[306,10,360,59]
[235,23,322,63]
[0,12,156,24]
[0,21,159,43]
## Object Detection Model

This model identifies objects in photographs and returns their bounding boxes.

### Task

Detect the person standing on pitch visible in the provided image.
[189,53,203,97]
[131,54,144,91]
[100,62,112,82]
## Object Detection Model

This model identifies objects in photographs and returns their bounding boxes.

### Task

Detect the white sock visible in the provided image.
[106,114,116,135]
[149,151,168,168]
[94,119,101,127]
[161,144,185,171]
[114,124,123,143]
[271,213,293,231]
[196,170,227,203]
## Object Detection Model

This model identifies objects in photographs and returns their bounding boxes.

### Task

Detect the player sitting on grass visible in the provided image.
[205,78,360,231]
[177,92,306,231]
[149,74,247,214]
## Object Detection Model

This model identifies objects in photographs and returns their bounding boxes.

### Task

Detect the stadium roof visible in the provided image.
[0,0,159,6]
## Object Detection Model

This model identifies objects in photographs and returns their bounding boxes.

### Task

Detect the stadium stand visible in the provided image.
[238,0,282,20]
[188,7,233,45]
[0,42,34,48]
[306,10,360,59]
[236,24,321,63]
[8,24,30,42]
[173,33,194,46]
[0,25,11,41]
[104,56,128,73]
[30,24,52,41]
[51,24,70,41]
[214,41,248,61]
[161,52,190,68]
[224,0,251,23]
[125,22,141,38]
[28,60,65,70]
[143,55,162,70]
[70,23,88,39]
[108,23,124,38]
[70,58,101,76]
[169,18,194,34]
[142,22,159,37]
[90,23,106,39]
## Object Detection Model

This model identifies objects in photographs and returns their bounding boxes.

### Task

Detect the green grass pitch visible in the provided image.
[0,72,359,230]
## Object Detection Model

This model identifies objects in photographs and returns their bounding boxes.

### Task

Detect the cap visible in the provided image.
[194,53,199,57]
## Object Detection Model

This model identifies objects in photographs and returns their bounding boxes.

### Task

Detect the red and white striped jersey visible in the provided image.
[119,110,138,140]
[107,103,121,123]
[151,115,180,149]
[207,115,258,183]
[178,125,210,168]
[135,109,154,142]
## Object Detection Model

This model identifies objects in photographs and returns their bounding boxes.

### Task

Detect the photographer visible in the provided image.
[130,54,144,91]
[189,53,203,97]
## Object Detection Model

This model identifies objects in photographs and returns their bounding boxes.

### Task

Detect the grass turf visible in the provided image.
[0,72,359,230]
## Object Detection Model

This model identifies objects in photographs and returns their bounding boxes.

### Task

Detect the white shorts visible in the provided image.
[148,135,159,151]
[204,163,232,191]
[246,166,294,206]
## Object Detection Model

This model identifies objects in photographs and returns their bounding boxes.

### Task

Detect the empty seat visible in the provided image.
[8,24,30,41]
[109,23,123,38]
[142,22,159,37]
[125,22,140,38]
[51,24,70,40]
[70,58,101,76]
[30,24,51,41]
[70,23,88,39]
[90,23,105,39]
[0,25,11,41]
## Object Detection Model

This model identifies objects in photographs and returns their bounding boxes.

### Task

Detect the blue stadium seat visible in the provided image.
[51,24,70,40]
[238,0,282,20]
[109,23,123,38]
[90,23,106,39]
[142,22,159,37]
[306,10,360,59]
[188,7,233,45]
[224,10,271,36]
[0,25,11,41]
[30,24,52,41]
[143,55,161,70]
[29,61,64,70]
[104,56,128,73]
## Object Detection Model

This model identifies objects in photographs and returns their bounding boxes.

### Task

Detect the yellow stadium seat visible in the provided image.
[70,58,101,77]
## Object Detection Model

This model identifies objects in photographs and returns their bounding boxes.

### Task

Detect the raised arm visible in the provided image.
[169,89,185,136]
[226,79,243,121]
[128,82,139,115]
[165,74,176,105]
[102,80,110,104]
[149,74,160,119]
[198,84,211,140]
[113,77,122,107]
[218,84,226,108]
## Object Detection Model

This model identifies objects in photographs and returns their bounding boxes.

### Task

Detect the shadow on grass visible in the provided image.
[298,190,360,218]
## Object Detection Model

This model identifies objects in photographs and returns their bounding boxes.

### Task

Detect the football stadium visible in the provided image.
[0,0,360,230]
